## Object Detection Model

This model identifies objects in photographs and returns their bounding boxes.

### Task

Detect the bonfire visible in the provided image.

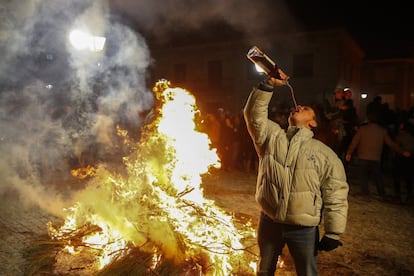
[44,80,258,275]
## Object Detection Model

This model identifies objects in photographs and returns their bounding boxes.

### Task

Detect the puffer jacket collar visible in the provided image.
[286,126,314,141]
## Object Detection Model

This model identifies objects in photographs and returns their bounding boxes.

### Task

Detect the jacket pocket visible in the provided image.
[256,177,279,215]
[288,192,320,217]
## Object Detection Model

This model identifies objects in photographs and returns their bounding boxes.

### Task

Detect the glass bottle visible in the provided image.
[246,46,281,79]
[247,46,298,108]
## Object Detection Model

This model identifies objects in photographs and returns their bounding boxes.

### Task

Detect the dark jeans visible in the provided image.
[257,212,318,276]
[356,159,385,196]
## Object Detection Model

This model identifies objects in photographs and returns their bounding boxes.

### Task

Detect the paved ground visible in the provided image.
[0,190,56,276]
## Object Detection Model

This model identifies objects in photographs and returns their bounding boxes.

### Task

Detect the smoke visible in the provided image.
[0,0,298,216]
[110,0,296,44]
[0,0,154,215]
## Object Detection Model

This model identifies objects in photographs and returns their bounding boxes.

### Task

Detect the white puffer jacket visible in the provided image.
[244,86,349,239]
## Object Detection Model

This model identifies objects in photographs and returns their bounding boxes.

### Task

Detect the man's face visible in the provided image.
[288,105,317,129]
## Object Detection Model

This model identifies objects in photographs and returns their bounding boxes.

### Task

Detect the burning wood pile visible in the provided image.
[37,80,258,275]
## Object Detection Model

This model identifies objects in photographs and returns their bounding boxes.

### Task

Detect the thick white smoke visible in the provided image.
[0,0,154,215]
[0,0,299,215]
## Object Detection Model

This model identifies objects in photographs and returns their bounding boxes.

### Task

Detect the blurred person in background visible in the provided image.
[338,89,358,156]
[345,110,411,200]
[392,114,414,203]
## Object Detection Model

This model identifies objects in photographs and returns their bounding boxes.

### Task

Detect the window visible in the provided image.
[208,60,222,88]
[293,53,314,78]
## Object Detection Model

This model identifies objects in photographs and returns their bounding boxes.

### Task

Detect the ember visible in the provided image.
[47,80,258,275]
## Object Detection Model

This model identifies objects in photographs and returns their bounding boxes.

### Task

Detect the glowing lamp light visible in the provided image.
[360,92,368,99]
[69,29,106,52]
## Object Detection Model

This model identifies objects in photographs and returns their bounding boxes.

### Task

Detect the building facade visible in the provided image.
[360,58,414,120]
[149,28,413,120]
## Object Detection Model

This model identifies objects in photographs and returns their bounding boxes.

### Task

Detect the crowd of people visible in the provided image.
[200,86,414,205]
[321,90,413,204]
[200,107,257,174]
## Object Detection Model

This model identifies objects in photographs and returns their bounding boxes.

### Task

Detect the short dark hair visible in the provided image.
[310,103,324,129]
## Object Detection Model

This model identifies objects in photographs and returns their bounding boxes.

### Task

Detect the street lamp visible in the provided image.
[69,29,106,52]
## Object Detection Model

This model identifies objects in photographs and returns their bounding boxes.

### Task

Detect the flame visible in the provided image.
[70,165,96,179]
[48,80,257,274]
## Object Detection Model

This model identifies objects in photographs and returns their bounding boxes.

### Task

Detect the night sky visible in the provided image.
[286,1,413,59]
